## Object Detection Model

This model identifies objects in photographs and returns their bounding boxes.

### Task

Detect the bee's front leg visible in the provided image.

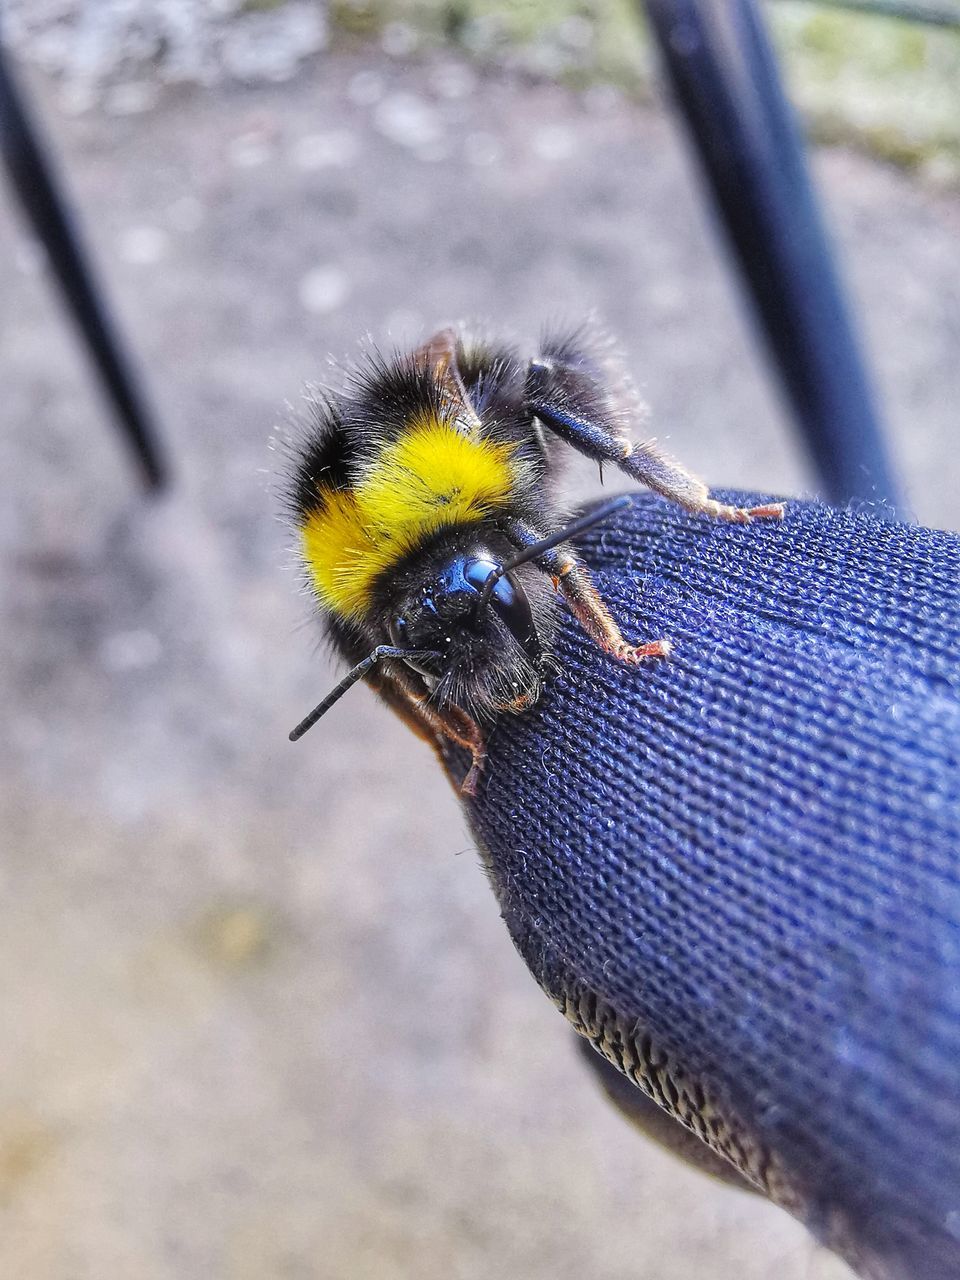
[525,359,784,523]
[501,519,671,667]
[442,704,487,797]
[373,668,487,796]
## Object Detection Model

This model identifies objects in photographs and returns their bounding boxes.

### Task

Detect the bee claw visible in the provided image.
[616,638,672,664]
[460,753,485,797]
[747,502,786,520]
[704,499,786,524]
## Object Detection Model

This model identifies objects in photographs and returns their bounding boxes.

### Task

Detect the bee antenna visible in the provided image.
[289,645,442,742]
[477,495,632,614]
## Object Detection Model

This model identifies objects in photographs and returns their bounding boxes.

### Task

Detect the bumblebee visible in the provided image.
[286,326,783,794]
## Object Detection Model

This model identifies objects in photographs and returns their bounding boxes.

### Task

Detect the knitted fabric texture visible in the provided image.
[455,493,960,1280]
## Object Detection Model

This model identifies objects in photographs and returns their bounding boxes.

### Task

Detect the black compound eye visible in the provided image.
[389,614,409,647]
[463,559,500,592]
[487,572,537,652]
[463,560,538,655]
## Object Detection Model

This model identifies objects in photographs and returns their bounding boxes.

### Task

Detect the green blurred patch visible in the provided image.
[327,0,960,181]
[773,2,960,180]
[331,0,389,37]
[191,902,278,971]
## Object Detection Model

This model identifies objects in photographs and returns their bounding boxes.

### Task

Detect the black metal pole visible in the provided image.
[0,37,168,492]
[642,0,901,510]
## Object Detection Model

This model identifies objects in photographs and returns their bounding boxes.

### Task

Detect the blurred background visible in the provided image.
[1,2,958,1277]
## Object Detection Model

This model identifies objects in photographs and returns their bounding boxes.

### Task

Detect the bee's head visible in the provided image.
[288,497,629,748]
[387,542,546,718]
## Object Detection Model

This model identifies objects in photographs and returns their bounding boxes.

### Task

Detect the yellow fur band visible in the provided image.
[301,418,516,619]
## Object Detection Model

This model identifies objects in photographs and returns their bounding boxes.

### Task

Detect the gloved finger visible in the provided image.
[447,492,960,1280]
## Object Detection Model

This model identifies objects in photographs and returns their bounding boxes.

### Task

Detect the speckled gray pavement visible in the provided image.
[1,49,958,1280]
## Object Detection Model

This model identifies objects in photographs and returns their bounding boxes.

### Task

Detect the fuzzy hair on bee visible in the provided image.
[283,324,784,795]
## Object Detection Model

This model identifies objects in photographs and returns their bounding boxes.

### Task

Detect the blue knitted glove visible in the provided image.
[449,493,960,1280]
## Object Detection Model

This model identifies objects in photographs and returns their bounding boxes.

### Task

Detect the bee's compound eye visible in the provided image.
[462,558,500,592]
[462,558,539,658]
[389,614,409,647]
[486,571,538,654]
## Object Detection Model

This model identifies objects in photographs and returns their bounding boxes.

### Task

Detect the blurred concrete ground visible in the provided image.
[1,43,958,1280]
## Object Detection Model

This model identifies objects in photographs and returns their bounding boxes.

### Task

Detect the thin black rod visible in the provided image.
[478,495,632,614]
[289,646,442,742]
[0,38,168,491]
[642,0,901,510]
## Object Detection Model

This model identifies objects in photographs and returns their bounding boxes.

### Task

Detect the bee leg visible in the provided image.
[414,327,483,434]
[551,555,673,665]
[614,439,784,524]
[372,669,487,796]
[443,704,488,797]
[502,519,672,666]
[525,360,784,523]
